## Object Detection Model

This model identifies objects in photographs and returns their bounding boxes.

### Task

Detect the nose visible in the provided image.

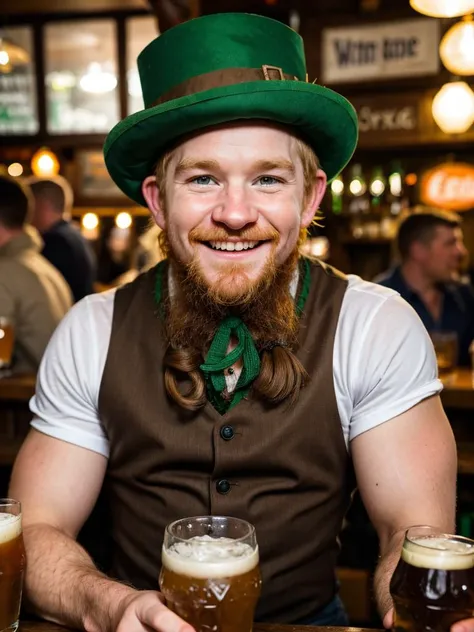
[211,188,258,230]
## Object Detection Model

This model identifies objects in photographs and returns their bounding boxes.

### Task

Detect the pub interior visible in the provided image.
[1,0,474,629]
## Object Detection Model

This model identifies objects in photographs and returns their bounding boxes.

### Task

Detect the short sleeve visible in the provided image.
[348,294,442,442]
[30,293,114,457]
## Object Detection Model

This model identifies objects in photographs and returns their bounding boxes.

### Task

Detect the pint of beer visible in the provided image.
[160,516,262,632]
[0,318,14,370]
[0,500,26,632]
[391,526,474,632]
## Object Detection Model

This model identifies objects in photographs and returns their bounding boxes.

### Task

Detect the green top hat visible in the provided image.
[104,12,358,206]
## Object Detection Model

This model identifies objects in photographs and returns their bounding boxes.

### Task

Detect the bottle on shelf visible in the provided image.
[369,166,387,212]
[330,175,344,214]
[348,164,369,215]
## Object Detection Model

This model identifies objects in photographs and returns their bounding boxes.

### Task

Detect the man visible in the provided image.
[27,176,97,302]
[0,175,72,373]
[9,12,463,632]
[376,210,474,366]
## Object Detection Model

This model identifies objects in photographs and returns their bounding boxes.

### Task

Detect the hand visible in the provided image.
[114,590,195,632]
[383,607,394,629]
[452,621,474,632]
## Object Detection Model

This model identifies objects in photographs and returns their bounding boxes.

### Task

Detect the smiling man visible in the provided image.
[8,12,466,632]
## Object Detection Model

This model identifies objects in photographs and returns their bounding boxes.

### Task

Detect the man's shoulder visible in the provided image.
[345,274,401,307]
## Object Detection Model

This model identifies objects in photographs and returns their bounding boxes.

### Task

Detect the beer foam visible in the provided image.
[162,535,259,579]
[0,513,21,545]
[402,536,474,570]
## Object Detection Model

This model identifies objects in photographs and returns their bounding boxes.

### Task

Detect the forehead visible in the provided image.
[170,122,300,162]
[432,224,460,241]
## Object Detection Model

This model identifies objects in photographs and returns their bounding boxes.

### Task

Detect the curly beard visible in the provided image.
[161,229,301,355]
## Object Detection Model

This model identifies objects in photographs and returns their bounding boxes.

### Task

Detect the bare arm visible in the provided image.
[9,430,192,632]
[9,429,131,629]
[351,395,457,626]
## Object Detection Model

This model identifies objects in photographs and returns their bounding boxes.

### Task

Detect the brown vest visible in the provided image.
[98,259,352,623]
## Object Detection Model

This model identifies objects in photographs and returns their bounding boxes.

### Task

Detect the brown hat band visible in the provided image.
[149,65,311,108]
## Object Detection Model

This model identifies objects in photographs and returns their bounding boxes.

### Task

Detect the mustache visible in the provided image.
[189,226,280,243]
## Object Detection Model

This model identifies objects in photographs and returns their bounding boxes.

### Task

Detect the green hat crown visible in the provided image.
[138,13,307,108]
[104,12,358,206]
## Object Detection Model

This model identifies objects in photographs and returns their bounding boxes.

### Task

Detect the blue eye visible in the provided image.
[191,175,214,185]
[258,176,280,186]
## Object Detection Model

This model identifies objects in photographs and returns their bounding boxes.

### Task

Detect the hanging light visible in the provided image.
[115,212,132,230]
[410,0,474,17]
[0,37,30,74]
[82,213,99,231]
[432,81,474,133]
[31,148,60,177]
[79,62,117,94]
[81,213,100,241]
[7,162,23,177]
[440,15,474,75]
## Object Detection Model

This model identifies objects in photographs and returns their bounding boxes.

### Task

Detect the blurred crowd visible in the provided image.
[0,173,163,373]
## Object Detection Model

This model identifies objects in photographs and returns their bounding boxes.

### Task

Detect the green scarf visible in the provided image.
[154,258,311,414]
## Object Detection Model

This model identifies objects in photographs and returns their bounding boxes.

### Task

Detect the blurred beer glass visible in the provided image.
[160,516,262,632]
[430,331,458,379]
[0,500,26,632]
[0,318,14,375]
[391,526,474,632]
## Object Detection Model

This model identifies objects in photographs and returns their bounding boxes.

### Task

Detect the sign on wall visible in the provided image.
[420,163,474,211]
[321,19,440,84]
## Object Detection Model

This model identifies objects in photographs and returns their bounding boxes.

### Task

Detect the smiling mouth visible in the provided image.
[203,240,269,252]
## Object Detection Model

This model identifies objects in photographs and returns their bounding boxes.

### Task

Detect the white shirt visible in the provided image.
[30,274,442,456]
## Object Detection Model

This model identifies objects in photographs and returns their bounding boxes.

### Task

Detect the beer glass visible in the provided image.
[160,516,262,632]
[0,318,14,373]
[391,526,474,632]
[430,331,458,380]
[0,499,26,632]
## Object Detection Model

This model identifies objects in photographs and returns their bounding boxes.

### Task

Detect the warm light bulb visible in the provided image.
[331,178,344,195]
[370,178,386,197]
[79,62,117,94]
[82,213,99,230]
[410,0,474,17]
[0,51,9,66]
[349,179,366,196]
[440,17,474,75]
[31,148,60,177]
[115,212,132,229]
[7,162,23,177]
[432,81,474,133]
[389,173,403,196]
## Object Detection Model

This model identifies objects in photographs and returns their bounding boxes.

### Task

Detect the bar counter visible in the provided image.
[19,622,376,632]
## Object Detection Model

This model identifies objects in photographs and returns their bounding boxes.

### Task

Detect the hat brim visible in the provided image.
[104,80,358,206]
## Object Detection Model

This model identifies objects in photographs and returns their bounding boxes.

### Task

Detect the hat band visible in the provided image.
[148,65,309,108]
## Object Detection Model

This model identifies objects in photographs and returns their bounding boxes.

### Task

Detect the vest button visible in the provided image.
[216,479,231,494]
[220,425,234,441]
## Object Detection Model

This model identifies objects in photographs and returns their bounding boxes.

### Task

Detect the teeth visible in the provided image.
[209,241,259,251]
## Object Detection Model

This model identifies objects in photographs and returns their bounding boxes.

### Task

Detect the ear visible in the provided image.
[411,241,426,262]
[301,169,327,228]
[142,175,166,230]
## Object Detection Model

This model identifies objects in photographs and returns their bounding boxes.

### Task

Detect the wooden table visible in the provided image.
[18,622,375,632]
[0,374,36,402]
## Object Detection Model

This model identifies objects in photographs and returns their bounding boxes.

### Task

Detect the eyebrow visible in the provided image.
[174,158,220,177]
[174,157,296,177]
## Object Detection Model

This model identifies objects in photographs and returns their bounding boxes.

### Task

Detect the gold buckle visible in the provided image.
[262,65,285,80]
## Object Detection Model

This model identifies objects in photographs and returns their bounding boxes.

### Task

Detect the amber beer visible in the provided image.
[160,516,262,632]
[0,318,14,369]
[391,526,474,632]
[0,500,26,632]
